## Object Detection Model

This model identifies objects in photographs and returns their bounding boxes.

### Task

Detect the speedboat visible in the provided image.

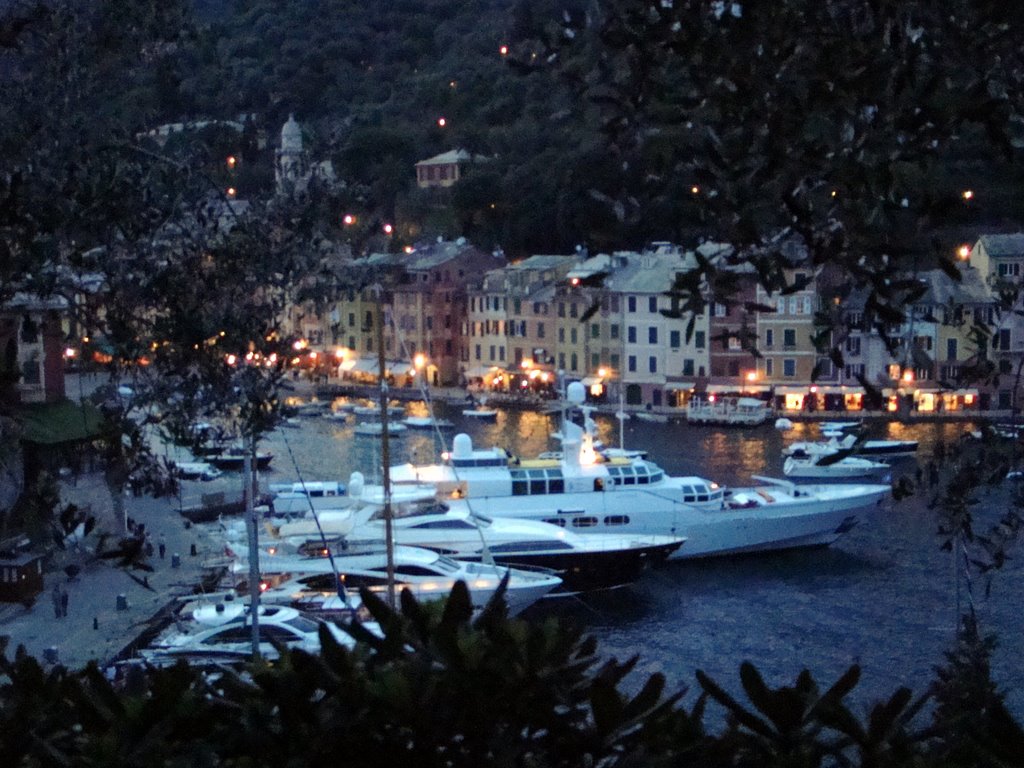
[388,383,890,559]
[172,461,222,481]
[783,433,918,460]
[352,403,405,418]
[229,543,562,616]
[138,598,359,665]
[354,421,408,436]
[207,447,274,471]
[269,480,685,594]
[403,415,454,430]
[462,405,498,420]
[783,454,891,482]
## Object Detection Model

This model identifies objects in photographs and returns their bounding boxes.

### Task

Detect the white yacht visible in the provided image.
[264,479,685,594]
[388,384,890,559]
[138,599,359,665]
[783,454,892,482]
[227,543,562,616]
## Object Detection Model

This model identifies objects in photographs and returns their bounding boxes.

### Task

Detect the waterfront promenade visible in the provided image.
[0,474,223,671]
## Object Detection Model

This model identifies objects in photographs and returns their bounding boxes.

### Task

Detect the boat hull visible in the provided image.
[435,538,684,594]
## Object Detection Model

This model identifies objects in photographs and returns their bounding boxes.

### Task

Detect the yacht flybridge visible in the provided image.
[388,384,891,559]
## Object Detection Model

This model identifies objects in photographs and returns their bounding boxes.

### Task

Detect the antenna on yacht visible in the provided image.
[243,440,261,659]
[617,391,627,452]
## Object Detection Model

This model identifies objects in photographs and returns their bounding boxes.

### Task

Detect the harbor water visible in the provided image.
[178,398,1024,716]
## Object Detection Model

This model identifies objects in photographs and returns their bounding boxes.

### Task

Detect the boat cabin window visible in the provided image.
[384,501,450,520]
[510,467,565,496]
[410,519,476,529]
[434,556,462,573]
[451,455,508,468]
[571,516,599,528]
[605,463,663,487]
[543,518,566,527]
[489,540,573,553]
[393,565,445,576]
[604,515,630,526]
[284,616,320,633]
[206,626,251,644]
[261,625,303,643]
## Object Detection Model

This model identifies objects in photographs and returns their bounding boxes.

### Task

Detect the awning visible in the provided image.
[774,385,807,395]
[580,376,603,386]
[19,400,105,445]
[663,382,695,392]
[347,358,379,374]
[388,361,414,376]
[463,365,499,379]
[812,385,866,395]
[952,388,979,396]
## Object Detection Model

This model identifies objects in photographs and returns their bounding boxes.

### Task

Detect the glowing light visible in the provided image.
[64,347,77,358]
[383,223,394,235]
[334,348,347,360]
[309,351,318,360]
[520,358,533,369]
[404,245,414,254]
[957,244,971,260]
[343,214,356,226]
[569,277,580,286]
[293,339,308,351]
[962,189,974,201]
[746,371,757,382]
[830,189,837,198]
[691,185,700,194]
[437,117,447,127]
[598,368,608,378]
[414,353,427,369]
[226,187,236,198]
[226,156,236,168]
[499,45,508,55]
[449,80,457,88]
[226,354,237,366]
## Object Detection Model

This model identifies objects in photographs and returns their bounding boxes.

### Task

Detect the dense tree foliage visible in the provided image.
[2,584,1023,766]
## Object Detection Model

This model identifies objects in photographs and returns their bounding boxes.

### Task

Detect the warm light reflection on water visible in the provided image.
[191,401,1024,717]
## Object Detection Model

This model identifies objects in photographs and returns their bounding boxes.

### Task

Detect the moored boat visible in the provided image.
[687,396,770,426]
[229,543,562,616]
[783,454,892,482]
[783,433,918,460]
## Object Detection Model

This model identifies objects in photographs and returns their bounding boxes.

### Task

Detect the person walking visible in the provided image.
[158,533,166,560]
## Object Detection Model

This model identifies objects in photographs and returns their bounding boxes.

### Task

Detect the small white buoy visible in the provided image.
[775,417,794,431]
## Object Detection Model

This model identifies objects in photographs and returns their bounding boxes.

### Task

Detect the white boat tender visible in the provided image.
[388,384,889,559]
[783,454,891,482]
[403,415,454,429]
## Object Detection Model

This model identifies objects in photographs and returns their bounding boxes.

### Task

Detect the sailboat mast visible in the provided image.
[375,288,397,609]
[244,446,261,659]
